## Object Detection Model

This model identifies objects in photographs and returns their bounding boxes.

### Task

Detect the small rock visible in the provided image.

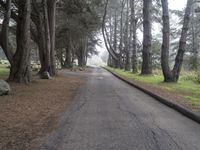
[79,67,84,71]
[0,80,11,96]
[40,71,51,79]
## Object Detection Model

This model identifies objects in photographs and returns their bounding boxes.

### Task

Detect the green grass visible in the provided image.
[0,59,41,79]
[0,63,9,79]
[106,67,200,105]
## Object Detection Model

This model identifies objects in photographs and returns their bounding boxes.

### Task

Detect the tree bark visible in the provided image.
[0,0,13,64]
[102,0,119,61]
[47,0,57,75]
[161,0,172,81]
[130,0,138,73]
[141,0,152,75]
[172,0,193,81]
[77,37,87,68]
[64,39,73,69]
[8,0,32,83]
[191,3,198,70]
[124,0,131,71]
[161,0,193,82]
[119,0,125,69]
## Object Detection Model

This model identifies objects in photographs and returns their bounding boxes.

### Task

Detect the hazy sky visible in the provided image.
[169,0,187,10]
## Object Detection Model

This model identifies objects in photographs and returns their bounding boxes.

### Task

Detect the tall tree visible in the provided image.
[130,0,138,73]
[8,0,32,83]
[0,0,13,64]
[102,0,119,67]
[124,0,131,71]
[141,0,152,75]
[161,0,193,82]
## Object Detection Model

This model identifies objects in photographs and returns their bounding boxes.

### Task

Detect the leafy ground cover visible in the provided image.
[0,70,84,149]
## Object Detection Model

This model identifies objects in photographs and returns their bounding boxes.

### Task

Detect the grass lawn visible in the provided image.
[0,64,9,79]
[106,67,200,106]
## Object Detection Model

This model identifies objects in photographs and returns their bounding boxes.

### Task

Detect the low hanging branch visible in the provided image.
[102,0,118,60]
[0,0,13,64]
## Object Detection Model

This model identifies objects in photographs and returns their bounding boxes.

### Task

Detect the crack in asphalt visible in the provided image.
[113,88,183,150]
[41,68,200,150]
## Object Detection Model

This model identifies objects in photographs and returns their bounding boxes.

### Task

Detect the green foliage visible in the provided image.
[181,71,200,83]
[0,64,9,79]
[197,72,200,83]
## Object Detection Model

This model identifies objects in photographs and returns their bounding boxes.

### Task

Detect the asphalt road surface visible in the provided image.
[42,67,200,150]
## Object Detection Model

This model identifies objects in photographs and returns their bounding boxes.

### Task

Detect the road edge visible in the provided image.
[103,67,200,124]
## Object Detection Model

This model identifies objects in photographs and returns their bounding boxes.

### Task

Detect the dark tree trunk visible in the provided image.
[0,0,13,64]
[172,0,193,81]
[113,9,118,54]
[130,0,138,73]
[191,5,198,70]
[141,0,152,75]
[64,41,73,69]
[102,0,119,61]
[124,0,131,71]
[31,11,48,74]
[161,0,172,81]
[31,0,57,77]
[161,0,193,82]
[77,37,87,68]
[8,0,32,83]
[43,0,51,73]
[119,0,125,69]
[47,0,57,75]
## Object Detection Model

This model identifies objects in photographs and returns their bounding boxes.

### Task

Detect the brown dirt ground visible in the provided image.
[120,75,200,114]
[0,75,84,150]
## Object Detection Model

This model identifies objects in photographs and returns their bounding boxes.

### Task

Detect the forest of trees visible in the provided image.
[0,0,199,83]
[0,0,102,83]
[104,0,199,82]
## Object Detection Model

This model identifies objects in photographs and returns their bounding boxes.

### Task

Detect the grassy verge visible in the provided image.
[106,67,200,106]
[0,64,9,79]
[0,60,40,79]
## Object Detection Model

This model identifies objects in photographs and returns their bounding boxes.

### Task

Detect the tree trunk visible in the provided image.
[161,0,193,82]
[8,0,32,83]
[64,42,73,69]
[130,0,138,73]
[119,0,125,69]
[77,37,87,68]
[124,0,131,71]
[161,0,172,82]
[0,0,13,64]
[191,4,198,70]
[43,0,51,74]
[172,0,193,81]
[141,0,152,75]
[102,0,119,61]
[47,0,57,75]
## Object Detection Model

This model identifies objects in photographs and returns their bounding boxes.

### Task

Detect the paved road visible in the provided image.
[42,67,200,150]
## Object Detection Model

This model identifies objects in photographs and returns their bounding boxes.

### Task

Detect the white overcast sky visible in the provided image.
[169,0,187,10]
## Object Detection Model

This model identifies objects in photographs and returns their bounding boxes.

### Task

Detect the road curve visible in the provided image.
[42,67,200,150]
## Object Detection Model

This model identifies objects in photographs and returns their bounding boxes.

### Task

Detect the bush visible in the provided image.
[196,72,200,83]
[181,71,200,84]
[181,72,196,81]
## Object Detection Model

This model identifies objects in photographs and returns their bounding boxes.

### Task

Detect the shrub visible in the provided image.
[196,72,200,83]
[181,71,196,81]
